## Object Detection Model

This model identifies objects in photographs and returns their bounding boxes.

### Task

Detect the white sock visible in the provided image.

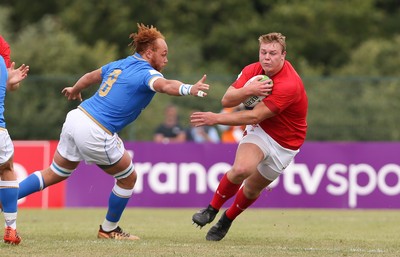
[4,212,17,229]
[101,220,118,232]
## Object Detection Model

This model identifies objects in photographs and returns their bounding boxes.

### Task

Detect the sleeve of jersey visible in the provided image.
[0,37,11,68]
[232,69,252,89]
[147,69,164,92]
[232,64,261,89]
[263,81,298,114]
[101,63,110,76]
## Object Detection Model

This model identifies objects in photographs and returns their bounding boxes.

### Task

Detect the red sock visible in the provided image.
[225,187,258,221]
[210,173,241,210]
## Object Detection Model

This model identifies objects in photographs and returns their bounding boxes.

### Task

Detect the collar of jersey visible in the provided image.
[133,52,145,61]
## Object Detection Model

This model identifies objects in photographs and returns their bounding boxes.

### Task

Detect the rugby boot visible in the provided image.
[4,226,21,245]
[192,205,218,228]
[206,211,232,241]
[97,225,140,240]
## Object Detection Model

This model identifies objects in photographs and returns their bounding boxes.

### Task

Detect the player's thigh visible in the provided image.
[59,108,124,166]
[0,157,15,180]
[101,150,132,175]
[230,143,264,179]
[53,150,80,170]
[0,130,15,178]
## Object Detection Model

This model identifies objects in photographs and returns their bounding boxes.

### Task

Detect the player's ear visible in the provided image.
[144,48,153,59]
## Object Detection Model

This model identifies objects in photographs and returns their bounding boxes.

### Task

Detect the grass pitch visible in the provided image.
[0,208,399,257]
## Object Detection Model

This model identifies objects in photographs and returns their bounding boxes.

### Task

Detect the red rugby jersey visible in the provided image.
[0,36,11,68]
[232,60,308,150]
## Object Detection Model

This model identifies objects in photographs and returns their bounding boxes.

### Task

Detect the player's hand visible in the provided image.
[191,74,209,97]
[62,87,82,101]
[6,62,30,90]
[190,111,217,126]
[247,77,273,96]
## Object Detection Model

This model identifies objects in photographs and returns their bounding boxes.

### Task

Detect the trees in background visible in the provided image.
[1,0,400,140]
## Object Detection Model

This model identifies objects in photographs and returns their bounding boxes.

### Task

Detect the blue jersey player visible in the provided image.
[16,24,209,240]
[0,35,29,245]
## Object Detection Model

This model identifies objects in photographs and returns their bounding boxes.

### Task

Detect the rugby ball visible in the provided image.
[242,75,271,109]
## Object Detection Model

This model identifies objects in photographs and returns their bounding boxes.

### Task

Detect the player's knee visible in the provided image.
[50,161,75,179]
[43,166,70,187]
[230,165,252,182]
[114,161,136,189]
[113,161,135,178]
[124,171,137,186]
[0,160,13,176]
[116,171,136,189]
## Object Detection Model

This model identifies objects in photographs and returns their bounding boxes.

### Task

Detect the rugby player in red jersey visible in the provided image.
[191,32,308,241]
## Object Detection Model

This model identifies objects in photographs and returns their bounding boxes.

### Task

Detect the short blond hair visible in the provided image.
[258,32,286,53]
[129,23,165,54]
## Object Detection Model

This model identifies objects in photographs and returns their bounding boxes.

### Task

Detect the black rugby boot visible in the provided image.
[192,205,218,228]
[205,211,232,241]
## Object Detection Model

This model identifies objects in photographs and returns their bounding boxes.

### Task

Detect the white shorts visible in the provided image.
[0,128,14,164]
[57,109,125,165]
[239,125,299,181]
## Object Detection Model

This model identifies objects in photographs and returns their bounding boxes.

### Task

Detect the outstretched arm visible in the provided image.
[152,74,209,97]
[190,102,276,127]
[6,62,30,92]
[62,68,102,101]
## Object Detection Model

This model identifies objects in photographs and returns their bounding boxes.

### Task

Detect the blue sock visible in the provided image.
[105,185,133,222]
[18,171,45,199]
[0,181,18,213]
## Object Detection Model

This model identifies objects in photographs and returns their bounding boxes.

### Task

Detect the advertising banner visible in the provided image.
[64,142,400,209]
[13,141,65,208]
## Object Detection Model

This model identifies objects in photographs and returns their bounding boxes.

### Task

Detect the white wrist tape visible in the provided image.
[179,84,193,96]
